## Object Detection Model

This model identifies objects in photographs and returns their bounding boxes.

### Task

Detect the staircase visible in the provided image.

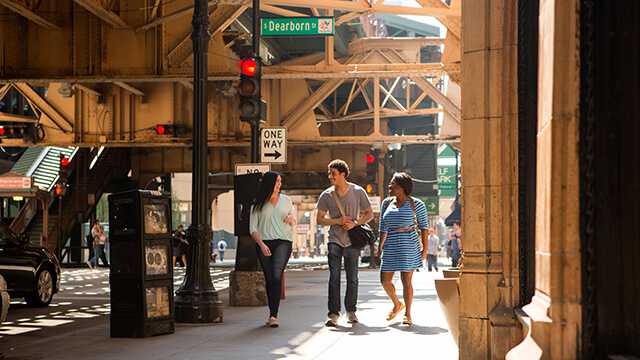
[10,147,132,258]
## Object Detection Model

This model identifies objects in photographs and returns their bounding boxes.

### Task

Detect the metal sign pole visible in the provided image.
[250,0,261,163]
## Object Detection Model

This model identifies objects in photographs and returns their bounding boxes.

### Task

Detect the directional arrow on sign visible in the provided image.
[429,203,436,210]
[263,150,282,159]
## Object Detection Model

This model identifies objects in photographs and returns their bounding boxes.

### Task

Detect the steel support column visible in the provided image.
[174,0,222,324]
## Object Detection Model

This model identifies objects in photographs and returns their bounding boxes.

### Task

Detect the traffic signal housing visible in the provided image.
[56,153,70,197]
[238,57,262,123]
[155,124,189,136]
[0,123,37,142]
[365,152,378,196]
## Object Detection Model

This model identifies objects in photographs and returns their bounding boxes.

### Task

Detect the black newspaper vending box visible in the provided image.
[109,190,175,338]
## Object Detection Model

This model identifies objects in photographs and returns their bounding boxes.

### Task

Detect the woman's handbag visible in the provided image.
[333,190,375,250]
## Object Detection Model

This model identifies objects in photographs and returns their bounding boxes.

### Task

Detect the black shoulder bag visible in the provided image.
[333,190,374,250]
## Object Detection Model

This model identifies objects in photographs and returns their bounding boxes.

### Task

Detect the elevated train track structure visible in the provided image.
[0,0,461,184]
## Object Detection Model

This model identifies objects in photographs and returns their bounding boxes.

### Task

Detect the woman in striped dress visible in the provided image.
[377,172,429,325]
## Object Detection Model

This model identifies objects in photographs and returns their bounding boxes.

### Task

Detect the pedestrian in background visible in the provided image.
[173,225,187,268]
[89,220,109,268]
[426,228,439,272]
[316,159,373,326]
[250,171,296,327]
[218,239,227,261]
[449,220,462,267]
[378,172,429,325]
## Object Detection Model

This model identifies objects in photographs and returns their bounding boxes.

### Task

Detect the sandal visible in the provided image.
[386,303,405,321]
[402,316,412,325]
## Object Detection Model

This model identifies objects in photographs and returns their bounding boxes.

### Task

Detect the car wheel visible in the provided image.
[25,267,54,307]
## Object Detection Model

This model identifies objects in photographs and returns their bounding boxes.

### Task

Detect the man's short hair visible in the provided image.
[454,220,461,226]
[328,159,350,178]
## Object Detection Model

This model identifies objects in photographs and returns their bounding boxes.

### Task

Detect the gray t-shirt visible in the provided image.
[316,184,372,247]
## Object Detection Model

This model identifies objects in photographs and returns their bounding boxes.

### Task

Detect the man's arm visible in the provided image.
[316,208,350,226]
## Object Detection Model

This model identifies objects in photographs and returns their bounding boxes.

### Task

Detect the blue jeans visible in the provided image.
[90,244,109,267]
[426,254,438,271]
[327,242,360,316]
[256,240,292,318]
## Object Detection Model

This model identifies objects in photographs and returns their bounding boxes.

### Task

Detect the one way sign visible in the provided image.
[260,127,287,164]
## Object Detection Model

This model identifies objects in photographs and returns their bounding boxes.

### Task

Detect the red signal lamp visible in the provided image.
[55,184,63,195]
[366,184,374,194]
[239,58,258,76]
[156,125,166,135]
[366,154,376,164]
[0,127,4,136]
[60,157,69,166]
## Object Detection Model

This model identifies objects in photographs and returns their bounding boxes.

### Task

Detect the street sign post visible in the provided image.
[260,127,287,164]
[261,17,334,37]
[235,163,271,175]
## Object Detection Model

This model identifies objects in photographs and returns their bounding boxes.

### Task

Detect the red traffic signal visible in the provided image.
[239,58,259,76]
[60,157,69,166]
[155,124,188,135]
[366,184,374,194]
[366,154,376,163]
[55,183,68,197]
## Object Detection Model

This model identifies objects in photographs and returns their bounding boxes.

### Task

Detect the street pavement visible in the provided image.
[1,257,458,360]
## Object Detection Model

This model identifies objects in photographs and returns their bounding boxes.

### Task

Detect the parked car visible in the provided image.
[0,274,9,322]
[0,220,61,307]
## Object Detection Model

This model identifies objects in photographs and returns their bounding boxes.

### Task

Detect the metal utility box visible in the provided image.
[108,190,175,338]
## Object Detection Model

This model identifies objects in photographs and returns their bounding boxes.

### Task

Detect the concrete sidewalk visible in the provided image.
[10,267,458,360]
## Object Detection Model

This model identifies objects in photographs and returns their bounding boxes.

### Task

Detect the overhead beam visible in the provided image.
[410,76,460,123]
[11,83,74,132]
[0,0,60,29]
[260,0,460,18]
[282,78,345,129]
[73,0,130,28]
[113,82,145,96]
[167,5,247,68]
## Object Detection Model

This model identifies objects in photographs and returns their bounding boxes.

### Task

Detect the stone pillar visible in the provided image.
[507,0,582,358]
[459,0,521,358]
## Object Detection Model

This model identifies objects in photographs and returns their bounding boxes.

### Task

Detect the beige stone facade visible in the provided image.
[460,0,582,358]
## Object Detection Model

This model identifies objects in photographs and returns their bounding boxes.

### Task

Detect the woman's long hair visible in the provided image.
[252,171,279,214]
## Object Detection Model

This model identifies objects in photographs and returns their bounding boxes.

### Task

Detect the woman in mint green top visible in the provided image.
[249,171,296,327]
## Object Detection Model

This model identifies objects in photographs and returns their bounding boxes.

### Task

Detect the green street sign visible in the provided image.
[423,196,439,216]
[261,17,334,36]
[438,165,457,198]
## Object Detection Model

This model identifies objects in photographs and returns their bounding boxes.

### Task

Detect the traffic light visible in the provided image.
[56,153,70,197]
[238,57,262,123]
[155,124,189,136]
[0,123,37,142]
[365,152,378,195]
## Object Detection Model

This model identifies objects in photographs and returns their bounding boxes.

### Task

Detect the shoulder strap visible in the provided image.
[381,197,392,215]
[409,197,419,231]
[333,190,346,216]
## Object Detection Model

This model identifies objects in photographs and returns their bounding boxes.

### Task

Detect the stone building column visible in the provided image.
[459,0,521,358]
[507,0,582,358]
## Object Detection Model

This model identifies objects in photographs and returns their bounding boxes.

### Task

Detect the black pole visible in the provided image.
[174,0,222,323]
[250,0,260,163]
[57,197,62,260]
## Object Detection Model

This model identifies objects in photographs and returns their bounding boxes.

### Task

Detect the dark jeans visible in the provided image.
[327,242,360,316]
[426,254,438,271]
[256,240,292,318]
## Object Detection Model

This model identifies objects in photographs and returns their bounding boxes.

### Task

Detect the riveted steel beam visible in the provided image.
[73,0,130,29]
[0,0,60,29]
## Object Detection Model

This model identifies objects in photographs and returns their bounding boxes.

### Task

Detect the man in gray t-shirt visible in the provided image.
[316,159,373,326]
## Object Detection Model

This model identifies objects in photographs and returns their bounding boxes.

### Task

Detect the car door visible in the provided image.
[0,226,36,295]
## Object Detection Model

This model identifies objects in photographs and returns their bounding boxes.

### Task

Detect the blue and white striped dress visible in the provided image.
[379,197,429,272]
